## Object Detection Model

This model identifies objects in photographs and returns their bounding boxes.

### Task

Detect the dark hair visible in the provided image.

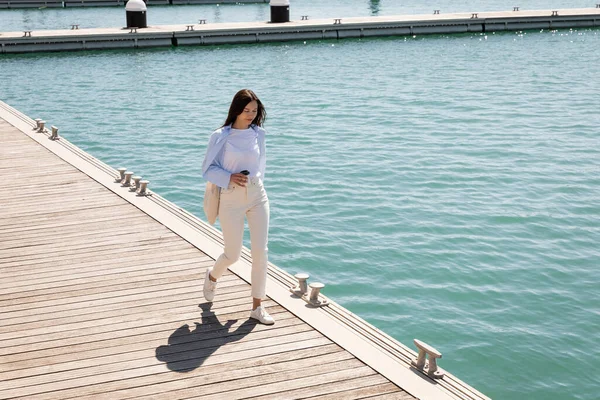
[222,89,266,128]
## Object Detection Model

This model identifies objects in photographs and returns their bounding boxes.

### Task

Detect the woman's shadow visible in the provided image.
[155,302,257,372]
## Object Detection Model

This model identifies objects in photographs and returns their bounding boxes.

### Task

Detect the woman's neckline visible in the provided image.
[231,123,253,130]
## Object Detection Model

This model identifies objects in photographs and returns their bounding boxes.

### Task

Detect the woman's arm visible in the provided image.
[202,131,231,189]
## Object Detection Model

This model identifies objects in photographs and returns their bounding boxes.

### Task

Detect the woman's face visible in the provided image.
[235,100,258,128]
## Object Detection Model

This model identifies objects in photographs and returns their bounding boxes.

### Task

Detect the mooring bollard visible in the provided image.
[552,10,559,16]
[126,0,147,29]
[116,167,127,182]
[270,0,289,23]
[290,273,309,297]
[131,176,142,191]
[434,10,440,15]
[411,339,444,379]
[37,121,46,132]
[138,180,150,195]
[123,171,134,186]
[513,6,519,11]
[51,126,59,140]
[307,282,328,307]
[33,119,42,130]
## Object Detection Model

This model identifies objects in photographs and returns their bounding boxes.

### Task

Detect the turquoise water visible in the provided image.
[2,2,600,399]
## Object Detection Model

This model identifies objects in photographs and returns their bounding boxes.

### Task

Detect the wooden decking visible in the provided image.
[0,116,419,398]
[0,100,492,399]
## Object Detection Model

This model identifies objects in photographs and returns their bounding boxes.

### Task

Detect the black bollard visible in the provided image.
[125,0,147,29]
[270,0,290,23]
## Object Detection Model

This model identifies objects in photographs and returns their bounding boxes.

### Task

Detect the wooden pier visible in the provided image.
[0,0,267,9]
[0,100,490,399]
[1,7,599,54]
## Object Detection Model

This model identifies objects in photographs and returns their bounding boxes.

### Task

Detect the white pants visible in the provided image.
[211,177,269,299]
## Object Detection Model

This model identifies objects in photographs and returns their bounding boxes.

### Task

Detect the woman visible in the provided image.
[201,89,274,325]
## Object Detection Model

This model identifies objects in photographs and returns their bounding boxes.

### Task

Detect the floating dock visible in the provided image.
[0,0,267,9]
[0,100,489,399]
[1,7,599,54]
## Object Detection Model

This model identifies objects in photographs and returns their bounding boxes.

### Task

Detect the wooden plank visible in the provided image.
[0,178,98,194]
[56,344,344,400]
[0,162,82,173]
[138,363,375,400]
[1,169,82,184]
[0,187,113,208]
[0,224,164,253]
[362,390,417,399]
[0,151,67,161]
[0,241,200,276]
[0,292,273,342]
[255,376,394,400]
[0,276,251,325]
[0,245,201,289]
[2,311,301,368]
[0,215,148,239]
[0,237,185,274]
[0,300,283,353]
[0,220,161,250]
[0,212,148,238]
[0,147,72,160]
[1,321,315,390]
[0,256,206,304]
[0,176,86,190]
[1,274,229,320]
[1,266,206,313]
[0,290,222,333]
[0,180,120,198]
[0,326,322,395]
[0,209,148,237]
[0,250,206,298]
[0,194,115,212]
[0,268,240,332]
[0,190,116,208]
[9,340,339,400]
[0,175,92,189]
[0,196,129,221]
[2,309,297,362]
[0,236,189,270]
[0,204,136,231]
[0,228,178,260]
[92,351,355,400]
[0,226,178,258]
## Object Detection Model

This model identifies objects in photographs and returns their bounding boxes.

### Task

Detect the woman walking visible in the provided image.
[201,89,274,325]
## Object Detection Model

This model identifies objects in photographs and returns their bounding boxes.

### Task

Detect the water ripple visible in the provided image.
[2,22,600,400]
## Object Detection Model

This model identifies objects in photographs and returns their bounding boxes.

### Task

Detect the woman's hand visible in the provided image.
[230,173,248,187]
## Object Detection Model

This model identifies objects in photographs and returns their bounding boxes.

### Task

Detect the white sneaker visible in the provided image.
[250,305,275,325]
[203,268,217,302]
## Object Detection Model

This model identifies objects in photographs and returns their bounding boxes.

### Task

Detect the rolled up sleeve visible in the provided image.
[202,131,231,189]
[203,164,231,189]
